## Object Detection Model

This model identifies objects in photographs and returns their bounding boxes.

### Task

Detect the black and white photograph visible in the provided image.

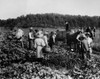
[0,0,100,79]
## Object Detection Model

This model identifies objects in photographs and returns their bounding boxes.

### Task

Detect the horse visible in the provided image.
[66,30,81,51]
[55,29,81,51]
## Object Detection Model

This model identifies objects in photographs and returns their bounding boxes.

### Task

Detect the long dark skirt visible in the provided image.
[28,39,34,50]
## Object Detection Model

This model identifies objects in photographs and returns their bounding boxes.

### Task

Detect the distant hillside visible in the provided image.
[0,13,100,29]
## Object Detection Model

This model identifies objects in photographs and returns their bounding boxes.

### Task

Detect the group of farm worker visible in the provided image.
[76,29,93,60]
[28,27,56,59]
[65,22,95,60]
[13,27,56,59]
[13,22,95,61]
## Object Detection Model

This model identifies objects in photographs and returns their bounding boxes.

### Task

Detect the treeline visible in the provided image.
[0,13,100,29]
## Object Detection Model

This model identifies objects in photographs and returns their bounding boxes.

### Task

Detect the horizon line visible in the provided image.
[0,13,100,20]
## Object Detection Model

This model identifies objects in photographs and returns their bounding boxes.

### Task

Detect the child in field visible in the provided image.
[85,33,93,55]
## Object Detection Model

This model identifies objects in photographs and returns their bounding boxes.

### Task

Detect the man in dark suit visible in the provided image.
[65,21,69,31]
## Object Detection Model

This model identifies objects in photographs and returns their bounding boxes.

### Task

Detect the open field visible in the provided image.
[0,27,100,78]
[0,27,100,41]
[2,27,100,42]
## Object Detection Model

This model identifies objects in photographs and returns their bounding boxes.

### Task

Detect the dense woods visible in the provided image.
[0,13,100,29]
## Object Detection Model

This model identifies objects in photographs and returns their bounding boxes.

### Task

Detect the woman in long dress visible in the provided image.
[34,30,45,59]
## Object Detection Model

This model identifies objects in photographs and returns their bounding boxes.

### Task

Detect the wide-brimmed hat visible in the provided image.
[44,31,49,35]
[36,30,43,38]
[29,27,33,31]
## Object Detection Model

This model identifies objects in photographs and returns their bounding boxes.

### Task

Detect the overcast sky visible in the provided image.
[0,0,100,19]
